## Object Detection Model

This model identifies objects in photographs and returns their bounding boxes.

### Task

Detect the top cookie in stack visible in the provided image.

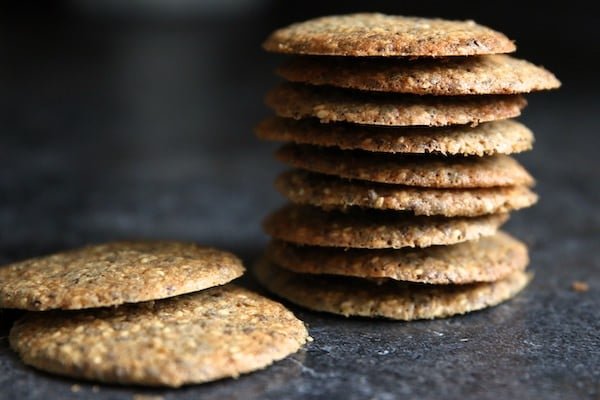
[255,13,560,320]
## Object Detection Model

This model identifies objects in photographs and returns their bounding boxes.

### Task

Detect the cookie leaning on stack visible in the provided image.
[1,242,309,387]
[255,13,560,320]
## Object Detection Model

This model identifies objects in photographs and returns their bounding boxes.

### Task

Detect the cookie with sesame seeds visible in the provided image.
[276,170,537,217]
[276,145,534,188]
[254,258,531,320]
[263,13,516,57]
[263,205,508,249]
[266,83,526,127]
[265,231,529,284]
[277,55,560,95]
[9,285,309,387]
[256,117,534,156]
[0,241,244,311]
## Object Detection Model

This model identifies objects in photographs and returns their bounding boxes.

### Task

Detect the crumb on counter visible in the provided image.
[571,281,589,293]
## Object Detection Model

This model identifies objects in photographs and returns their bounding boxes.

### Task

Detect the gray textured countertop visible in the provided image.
[1,13,599,400]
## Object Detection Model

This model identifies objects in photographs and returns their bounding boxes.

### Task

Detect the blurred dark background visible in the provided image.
[0,0,598,257]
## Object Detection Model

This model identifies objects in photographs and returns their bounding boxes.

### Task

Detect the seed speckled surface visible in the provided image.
[277,55,560,95]
[9,285,309,387]
[277,144,534,188]
[276,170,537,217]
[256,117,534,156]
[263,13,515,57]
[263,205,508,249]
[266,83,526,127]
[254,259,531,320]
[0,241,245,310]
[266,231,528,284]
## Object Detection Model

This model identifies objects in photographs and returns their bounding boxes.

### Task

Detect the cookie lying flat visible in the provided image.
[263,13,515,57]
[266,83,526,127]
[0,241,244,311]
[9,285,308,387]
[263,205,508,249]
[277,55,560,95]
[276,170,537,217]
[255,259,530,320]
[257,117,533,156]
[266,231,528,284]
[277,145,534,188]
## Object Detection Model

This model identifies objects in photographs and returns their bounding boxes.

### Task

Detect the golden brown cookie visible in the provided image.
[256,117,534,156]
[266,231,528,284]
[266,83,526,127]
[255,258,531,320]
[277,55,560,95]
[0,241,245,311]
[263,205,508,249]
[276,170,537,217]
[9,285,308,387]
[263,13,515,56]
[277,145,534,188]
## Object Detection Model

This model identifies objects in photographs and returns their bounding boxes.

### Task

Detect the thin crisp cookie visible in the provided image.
[255,259,531,320]
[0,241,245,311]
[266,231,529,284]
[277,55,560,95]
[277,144,534,188]
[256,117,534,156]
[263,13,515,56]
[276,170,537,216]
[9,285,309,387]
[266,83,527,127]
[263,205,508,249]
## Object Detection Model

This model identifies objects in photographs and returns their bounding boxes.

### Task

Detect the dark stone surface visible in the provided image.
[1,8,599,400]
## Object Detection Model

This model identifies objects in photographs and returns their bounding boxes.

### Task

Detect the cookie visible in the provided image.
[263,205,508,249]
[263,13,515,57]
[256,117,534,156]
[254,258,531,320]
[277,145,534,188]
[276,170,538,217]
[0,241,244,311]
[266,231,528,284]
[266,83,526,127]
[9,285,308,387]
[277,55,561,95]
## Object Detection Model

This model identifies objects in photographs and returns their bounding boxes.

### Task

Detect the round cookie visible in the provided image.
[263,205,508,249]
[266,231,529,284]
[277,55,561,95]
[256,117,534,156]
[277,145,534,188]
[266,83,526,127]
[263,13,516,57]
[9,285,308,387]
[254,259,531,320]
[276,170,538,217]
[0,241,245,311]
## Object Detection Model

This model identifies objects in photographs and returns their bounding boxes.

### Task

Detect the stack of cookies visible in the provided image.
[255,13,560,320]
[1,242,308,387]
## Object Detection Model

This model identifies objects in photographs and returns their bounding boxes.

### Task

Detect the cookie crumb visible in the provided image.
[132,395,164,400]
[70,384,81,393]
[571,281,589,292]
